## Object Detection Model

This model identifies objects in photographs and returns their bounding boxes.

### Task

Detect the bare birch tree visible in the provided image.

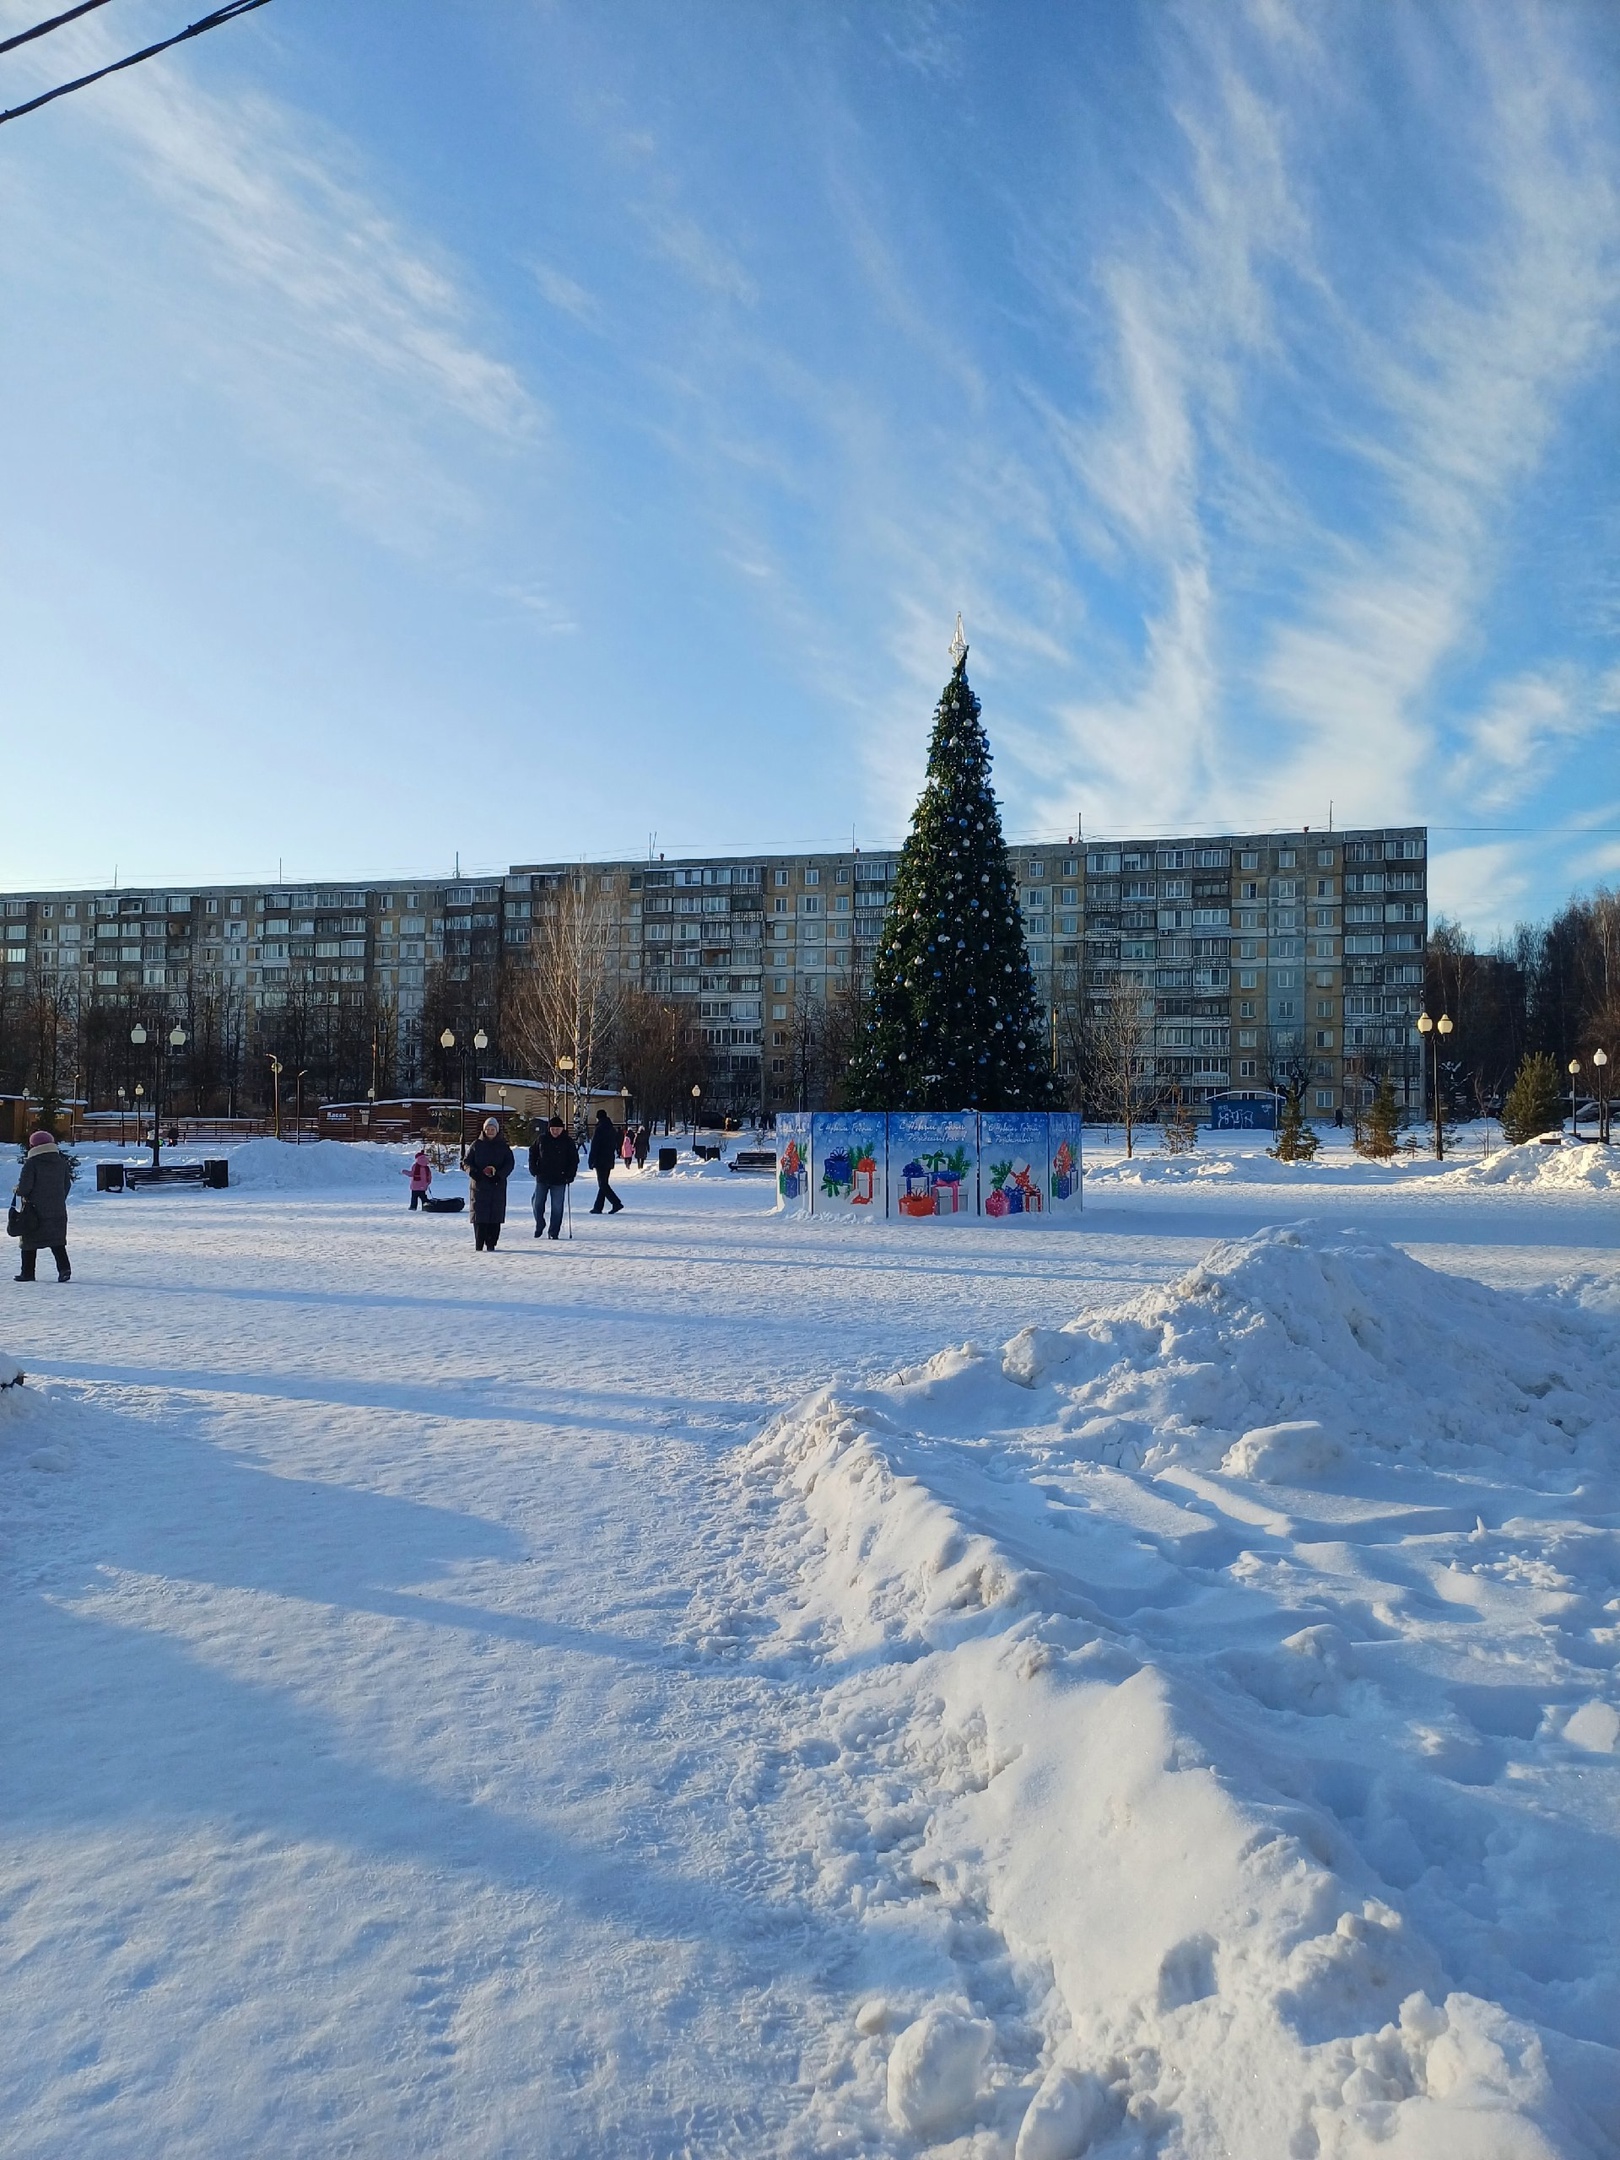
[506,869,624,1127]
[1081,983,1158,1158]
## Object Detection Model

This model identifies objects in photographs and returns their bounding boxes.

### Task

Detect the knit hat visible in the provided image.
[27,1130,54,1148]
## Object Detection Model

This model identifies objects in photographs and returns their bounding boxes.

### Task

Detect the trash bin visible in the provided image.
[203,1159,229,1188]
[658,1146,678,1173]
[96,1161,125,1192]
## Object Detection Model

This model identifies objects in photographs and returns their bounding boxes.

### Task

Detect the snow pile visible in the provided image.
[1443,1141,1620,1192]
[225,1138,420,1191]
[1,1344,22,1390]
[747,1226,1620,2157]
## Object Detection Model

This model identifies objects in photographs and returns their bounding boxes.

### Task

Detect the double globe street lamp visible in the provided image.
[1414,1011,1453,1160]
[130,1020,188,1168]
[439,1025,488,1152]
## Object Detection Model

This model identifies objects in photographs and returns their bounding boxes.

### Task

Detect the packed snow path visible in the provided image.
[2,1143,1618,2156]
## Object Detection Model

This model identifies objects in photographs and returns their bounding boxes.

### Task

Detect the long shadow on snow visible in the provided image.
[26,1359,765,1439]
[4,1403,820,1965]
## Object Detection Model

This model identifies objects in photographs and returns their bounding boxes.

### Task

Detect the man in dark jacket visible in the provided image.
[528,1116,578,1240]
[464,1117,514,1251]
[13,1130,71,1281]
[587,1109,624,1214]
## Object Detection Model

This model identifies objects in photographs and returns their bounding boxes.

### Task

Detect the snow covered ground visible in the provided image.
[2,1135,1617,2156]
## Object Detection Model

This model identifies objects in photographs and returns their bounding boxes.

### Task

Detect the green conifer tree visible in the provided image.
[1500,1051,1564,1144]
[1269,1087,1319,1162]
[848,622,1055,1111]
[1356,1074,1400,1160]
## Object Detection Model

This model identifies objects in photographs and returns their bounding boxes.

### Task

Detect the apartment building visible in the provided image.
[0,823,1426,1115]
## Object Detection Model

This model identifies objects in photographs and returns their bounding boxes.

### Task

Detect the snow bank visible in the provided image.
[747,1226,1620,2157]
[1442,1140,1620,1192]
[225,1138,419,1191]
[1,1344,22,1390]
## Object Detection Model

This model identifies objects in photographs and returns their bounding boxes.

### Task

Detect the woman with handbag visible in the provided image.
[10,1129,71,1282]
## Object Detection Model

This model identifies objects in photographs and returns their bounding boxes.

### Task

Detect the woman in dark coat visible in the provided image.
[13,1130,71,1282]
[464,1117,514,1251]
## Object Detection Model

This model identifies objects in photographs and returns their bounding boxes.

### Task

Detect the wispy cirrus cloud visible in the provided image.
[1028,0,1620,865]
[0,1,538,546]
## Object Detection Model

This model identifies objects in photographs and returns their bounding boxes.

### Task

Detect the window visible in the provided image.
[1315,1030,1334,1049]
[1278,851,1296,869]
[1028,860,1045,878]
[774,869,789,887]
[1239,1059,1256,1078]
[804,867,820,886]
[1315,1090,1335,1110]
[836,867,849,884]
[774,897,788,914]
[1062,858,1078,875]
[1239,851,1259,871]
[771,1058,786,1074]
[773,975,789,992]
[1317,849,1334,868]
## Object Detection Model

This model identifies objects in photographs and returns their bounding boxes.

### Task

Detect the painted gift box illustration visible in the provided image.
[897,1141,974,1216]
[985,1158,1043,1215]
[1050,1138,1078,1200]
[822,1145,879,1204]
[778,1139,805,1199]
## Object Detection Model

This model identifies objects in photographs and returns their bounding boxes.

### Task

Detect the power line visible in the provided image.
[0,0,271,128]
[0,1,117,60]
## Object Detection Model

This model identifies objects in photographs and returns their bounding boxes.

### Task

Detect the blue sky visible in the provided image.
[1,0,1616,937]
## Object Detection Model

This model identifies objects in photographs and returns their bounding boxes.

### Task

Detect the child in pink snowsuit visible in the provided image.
[405,1149,433,1210]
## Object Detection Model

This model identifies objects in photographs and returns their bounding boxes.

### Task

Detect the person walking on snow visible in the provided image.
[404,1147,433,1209]
[12,1129,71,1282]
[465,1117,514,1251]
[620,1124,635,1171]
[633,1123,650,1170]
[528,1115,578,1240]
[588,1109,624,1214]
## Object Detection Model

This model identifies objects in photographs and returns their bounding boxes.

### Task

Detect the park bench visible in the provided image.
[693,1141,724,1161]
[728,1150,777,1173]
[97,1160,229,1191]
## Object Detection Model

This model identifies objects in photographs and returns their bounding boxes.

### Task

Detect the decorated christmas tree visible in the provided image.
[847,619,1056,1111]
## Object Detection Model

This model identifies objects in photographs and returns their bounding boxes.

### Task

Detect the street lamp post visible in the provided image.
[116,1085,127,1146]
[268,1055,284,1141]
[1415,1011,1453,1160]
[440,1026,488,1151]
[294,1068,308,1145]
[1594,1047,1610,1145]
[557,1053,575,1134]
[1568,1058,1582,1141]
[440,1028,461,1151]
[130,1022,182,1167]
[167,1023,187,1156]
[691,1082,701,1136]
